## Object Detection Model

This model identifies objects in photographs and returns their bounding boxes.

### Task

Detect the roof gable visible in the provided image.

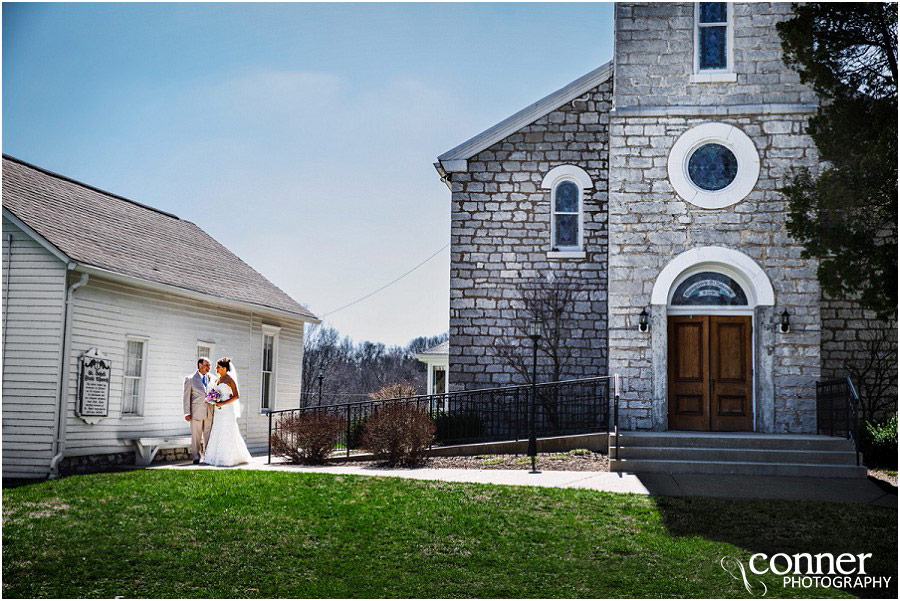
[2,156,317,322]
[436,61,612,171]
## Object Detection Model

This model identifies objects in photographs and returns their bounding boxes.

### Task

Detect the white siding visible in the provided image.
[62,277,306,456]
[2,217,67,479]
[243,316,305,450]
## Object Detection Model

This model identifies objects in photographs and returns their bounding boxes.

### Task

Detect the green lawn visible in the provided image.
[2,471,896,598]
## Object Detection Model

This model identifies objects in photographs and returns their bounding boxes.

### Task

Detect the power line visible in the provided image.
[320,242,450,317]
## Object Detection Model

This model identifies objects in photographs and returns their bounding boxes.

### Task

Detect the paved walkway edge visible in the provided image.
[149,456,896,506]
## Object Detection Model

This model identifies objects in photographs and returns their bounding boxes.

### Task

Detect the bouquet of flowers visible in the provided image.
[205,388,221,406]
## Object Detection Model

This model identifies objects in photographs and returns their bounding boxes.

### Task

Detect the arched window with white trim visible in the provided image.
[552,180,580,250]
[540,164,593,258]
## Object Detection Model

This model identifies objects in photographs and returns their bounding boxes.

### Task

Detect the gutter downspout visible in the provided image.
[49,270,89,478]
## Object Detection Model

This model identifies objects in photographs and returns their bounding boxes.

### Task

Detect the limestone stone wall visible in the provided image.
[614,2,817,108]
[448,80,612,389]
[607,113,821,433]
[607,2,824,433]
[820,296,898,421]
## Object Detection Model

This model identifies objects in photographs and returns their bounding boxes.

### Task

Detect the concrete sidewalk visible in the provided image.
[149,455,896,506]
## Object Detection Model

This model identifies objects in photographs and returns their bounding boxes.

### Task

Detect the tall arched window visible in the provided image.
[553,180,580,250]
[541,164,592,258]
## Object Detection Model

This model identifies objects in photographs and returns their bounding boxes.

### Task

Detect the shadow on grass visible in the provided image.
[650,494,897,599]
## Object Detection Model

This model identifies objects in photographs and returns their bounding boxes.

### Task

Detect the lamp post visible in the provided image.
[527,318,543,473]
[317,368,325,407]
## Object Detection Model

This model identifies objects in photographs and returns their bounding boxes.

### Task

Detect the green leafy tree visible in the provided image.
[777,3,898,318]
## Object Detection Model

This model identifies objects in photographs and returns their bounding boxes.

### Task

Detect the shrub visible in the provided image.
[362,402,435,467]
[269,412,344,464]
[369,382,419,401]
[433,410,484,443]
[860,414,898,469]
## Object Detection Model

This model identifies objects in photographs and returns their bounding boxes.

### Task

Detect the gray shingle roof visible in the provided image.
[2,155,317,321]
[417,340,449,356]
[437,61,613,164]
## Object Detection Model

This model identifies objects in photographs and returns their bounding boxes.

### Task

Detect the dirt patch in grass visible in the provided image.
[355,449,608,471]
[3,499,71,525]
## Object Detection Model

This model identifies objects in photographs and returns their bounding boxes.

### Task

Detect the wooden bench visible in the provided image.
[130,436,192,466]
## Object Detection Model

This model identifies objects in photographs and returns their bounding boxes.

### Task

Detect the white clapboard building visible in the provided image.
[2,155,319,478]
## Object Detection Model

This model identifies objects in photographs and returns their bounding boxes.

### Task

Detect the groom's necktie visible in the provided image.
[202,375,208,387]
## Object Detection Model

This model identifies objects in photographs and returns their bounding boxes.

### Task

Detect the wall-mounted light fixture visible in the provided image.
[638,308,650,332]
[779,309,790,333]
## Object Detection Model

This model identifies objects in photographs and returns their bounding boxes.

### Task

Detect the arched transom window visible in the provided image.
[671,271,748,306]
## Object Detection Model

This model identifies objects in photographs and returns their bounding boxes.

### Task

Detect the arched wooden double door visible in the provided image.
[667,314,753,431]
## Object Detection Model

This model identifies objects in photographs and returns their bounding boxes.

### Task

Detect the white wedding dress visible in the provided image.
[203,383,253,467]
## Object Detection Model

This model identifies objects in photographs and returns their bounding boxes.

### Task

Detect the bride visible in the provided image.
[203,357,253,467]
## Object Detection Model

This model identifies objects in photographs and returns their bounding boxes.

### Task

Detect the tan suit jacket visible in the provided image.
[183,372,211,419]
[184,371,214,461]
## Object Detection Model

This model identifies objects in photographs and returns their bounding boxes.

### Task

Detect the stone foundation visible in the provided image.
[58,447,191,475]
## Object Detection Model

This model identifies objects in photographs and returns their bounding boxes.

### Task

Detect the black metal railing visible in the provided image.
[268,376,612,462]
[611,377,621,460]
[816,376,861,465]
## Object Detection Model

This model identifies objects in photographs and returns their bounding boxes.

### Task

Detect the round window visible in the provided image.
[667,122,760,209]
[687,143,738,191]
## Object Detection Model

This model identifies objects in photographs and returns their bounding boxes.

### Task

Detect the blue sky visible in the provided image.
[3,2,614,346]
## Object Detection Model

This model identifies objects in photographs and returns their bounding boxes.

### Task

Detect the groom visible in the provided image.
[183,357,215,464]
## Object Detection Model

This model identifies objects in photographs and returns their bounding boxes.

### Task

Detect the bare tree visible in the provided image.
[495,275,583,429]
[496,274,581,385]
[301,325,342,406]
[301,325,447,407]
[845,329,898,421]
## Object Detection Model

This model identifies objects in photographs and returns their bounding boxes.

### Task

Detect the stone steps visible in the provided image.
[616,446,856,465]
[609,432,865,478]
[611,431,854,451]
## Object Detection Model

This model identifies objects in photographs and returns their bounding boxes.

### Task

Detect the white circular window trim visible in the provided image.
[667,122,760,209]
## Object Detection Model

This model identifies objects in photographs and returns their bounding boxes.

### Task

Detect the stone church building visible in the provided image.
[434,3,895,434]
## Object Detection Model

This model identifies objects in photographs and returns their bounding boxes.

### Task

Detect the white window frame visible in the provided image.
[667,122,760,209]
[540,164,593,259]
[692,2,736,83]
[196,340,216,364]
[260,324,281,413]
[122,335,149,417]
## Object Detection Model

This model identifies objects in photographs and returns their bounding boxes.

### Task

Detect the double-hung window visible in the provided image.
[197,340,215,363]
[553,180,581,251]
[540,164,592,259]
[694,2,734,82]
[123,337,147,416]
[260,325,280,412]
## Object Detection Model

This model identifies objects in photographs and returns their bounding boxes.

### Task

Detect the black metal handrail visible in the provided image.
[847,378,861,466]
[610,377,621,460]
[816,376,861,465]
[268,376,612,462]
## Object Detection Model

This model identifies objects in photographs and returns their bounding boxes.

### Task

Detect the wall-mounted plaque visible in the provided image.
[78,348,111,424]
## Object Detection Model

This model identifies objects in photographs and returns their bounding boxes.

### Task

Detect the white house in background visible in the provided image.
[415,340,449,395]
[1,155,319,479]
